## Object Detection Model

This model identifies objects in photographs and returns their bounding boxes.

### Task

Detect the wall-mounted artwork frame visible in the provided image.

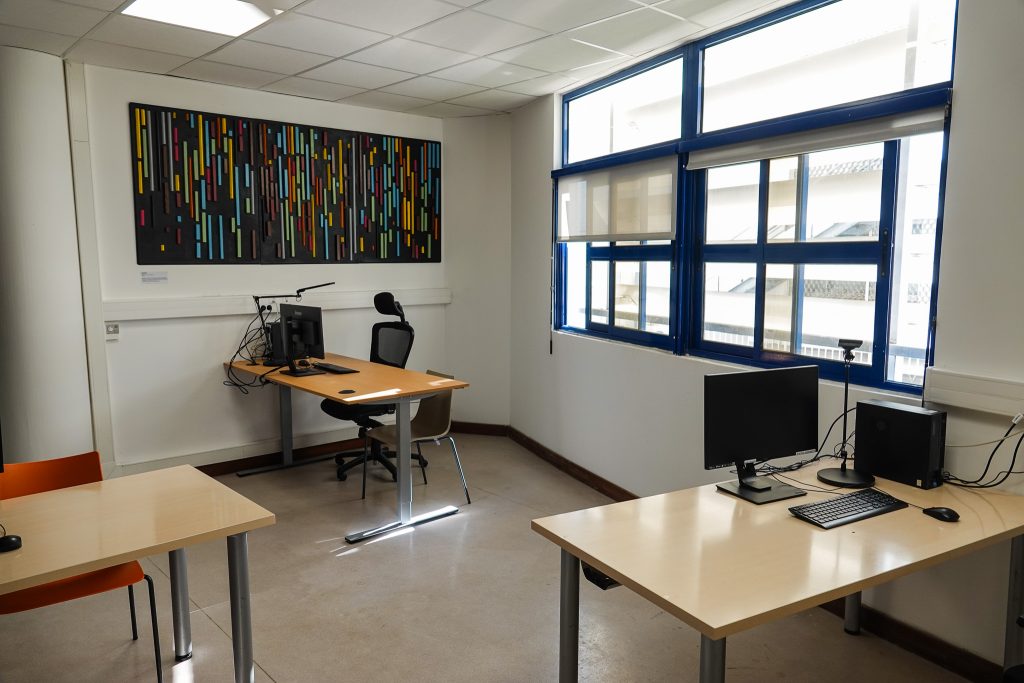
[129,102,442,265]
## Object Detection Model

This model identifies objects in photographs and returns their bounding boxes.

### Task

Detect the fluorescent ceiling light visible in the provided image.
[122,0,275,37]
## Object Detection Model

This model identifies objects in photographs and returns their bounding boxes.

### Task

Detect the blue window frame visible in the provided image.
[553,0,956,392]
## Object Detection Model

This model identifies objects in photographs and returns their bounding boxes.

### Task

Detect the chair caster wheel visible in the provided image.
[337,470,347,481]
[391,473,398,482]
[420,458,429,467]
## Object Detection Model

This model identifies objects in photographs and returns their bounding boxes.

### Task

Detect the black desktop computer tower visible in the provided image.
[854,399,946,489]
[264,322,286,365]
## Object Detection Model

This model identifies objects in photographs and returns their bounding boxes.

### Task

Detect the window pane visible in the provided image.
[614,262,640,329]
[804,143,884,242]
[644,261,671,335]
[887,132,943,385]
[798,264,876,364]
[702,0,956,132]
[764,263,795,353]
[703,263,755,347]
[705,162,759,244]
[564,242,587,328]
[567,58,683,164]
[767,157,798,242]
[591,260,609,325]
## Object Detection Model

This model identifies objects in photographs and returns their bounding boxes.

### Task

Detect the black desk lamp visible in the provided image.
[817,339,875,488]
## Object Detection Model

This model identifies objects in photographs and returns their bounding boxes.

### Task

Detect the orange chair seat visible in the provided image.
[0,561,144,614]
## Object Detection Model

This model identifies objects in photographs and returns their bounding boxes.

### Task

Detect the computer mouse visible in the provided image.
[923,507,960,522]
[0,534,23,552]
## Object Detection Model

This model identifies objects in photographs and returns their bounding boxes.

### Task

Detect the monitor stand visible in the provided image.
[280,359,326,377]
[716,461,806,505]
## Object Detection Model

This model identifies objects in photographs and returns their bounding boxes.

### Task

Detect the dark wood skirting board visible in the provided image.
[196,438,363,477]
[450,421,511,437]
[821,598,1001,682]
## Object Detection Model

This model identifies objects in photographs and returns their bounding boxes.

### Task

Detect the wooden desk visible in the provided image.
[228,353,469,542]
[532,463,1024,682]
[0,465,274,683]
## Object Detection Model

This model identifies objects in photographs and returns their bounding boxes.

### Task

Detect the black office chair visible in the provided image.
[321,292,416,491]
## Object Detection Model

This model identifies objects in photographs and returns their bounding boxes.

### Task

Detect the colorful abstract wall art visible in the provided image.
[129,102,442,265]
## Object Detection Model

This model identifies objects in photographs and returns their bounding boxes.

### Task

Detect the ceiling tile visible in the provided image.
[409,101,495,118]
[262,76,364,101]
[87,15,230,58]
[0,24,77,55]
[246,13,386,58]
[653,0,770,27]
[447,89,535,111]
[296,0,459,35]
[347,38,474,74]
[66,40,190,74]
[500,73,578,96]
[341,91,434,112]
[490,35,621,72]
[403,10,545,57]
[0,0,106,36]
[430,57,546,88]
[303,59,414,89]
[207,40,332,75]
[172,60,284,89]
[60,0,122,9]
[473,0,637,33]
[561,55,629,80]
[568,7,702,57]
[380,76,483,101]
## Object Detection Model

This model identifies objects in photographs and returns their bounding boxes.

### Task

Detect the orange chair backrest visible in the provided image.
[0,451,103,500]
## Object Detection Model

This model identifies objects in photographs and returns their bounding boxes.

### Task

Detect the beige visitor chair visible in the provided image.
[366,370,471,505]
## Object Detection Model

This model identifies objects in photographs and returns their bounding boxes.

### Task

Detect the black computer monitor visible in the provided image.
[278,303,326,377]
[704,365,819,504]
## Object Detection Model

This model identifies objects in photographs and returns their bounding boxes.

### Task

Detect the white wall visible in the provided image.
[0,48,93,462]
[74,65,508,468]
[509,0,1023,663]
[441,115,512,424]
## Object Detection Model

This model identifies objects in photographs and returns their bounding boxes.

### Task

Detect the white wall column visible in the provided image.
[0,47,93,461]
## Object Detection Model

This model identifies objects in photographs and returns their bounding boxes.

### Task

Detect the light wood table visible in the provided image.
[0,465,275,683]
[228,353,469,542]
[532,463,1024,682]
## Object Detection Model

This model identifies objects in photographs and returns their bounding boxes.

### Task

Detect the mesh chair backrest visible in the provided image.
[0,451,103,500]
[410,370,454,440]
[371,321,414,368]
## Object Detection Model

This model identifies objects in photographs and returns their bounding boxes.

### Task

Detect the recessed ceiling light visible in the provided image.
[122,0,276,37]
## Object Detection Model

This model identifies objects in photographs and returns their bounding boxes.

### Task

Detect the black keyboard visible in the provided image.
[313,362,358,375]
[789,488,908,529]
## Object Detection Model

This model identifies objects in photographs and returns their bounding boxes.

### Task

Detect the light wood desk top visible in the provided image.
[228,352,469,404]
[0,465,275,595]
[532,463,1024,640]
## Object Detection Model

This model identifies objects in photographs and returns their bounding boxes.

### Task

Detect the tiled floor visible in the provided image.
[1,435,968,682]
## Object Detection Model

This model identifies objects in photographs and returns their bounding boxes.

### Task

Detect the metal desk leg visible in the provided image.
[844,592,862,635]
[168,548,192,661]
[1005,535,1024,669]
[396,399,412,524]
[344,398,458,543]
[228,532,255,683]
[699,634,726,683]
[560,550,580,683]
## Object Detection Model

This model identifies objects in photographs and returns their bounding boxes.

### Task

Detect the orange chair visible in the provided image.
[0,451,162,681]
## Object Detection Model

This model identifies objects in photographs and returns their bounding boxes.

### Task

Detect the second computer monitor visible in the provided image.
[704,365,819,504]
[278,303,325,376]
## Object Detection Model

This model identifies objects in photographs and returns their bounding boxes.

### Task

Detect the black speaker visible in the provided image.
[854,399,946,489]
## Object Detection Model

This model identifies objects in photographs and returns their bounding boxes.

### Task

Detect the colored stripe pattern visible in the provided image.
[129,102,442,265]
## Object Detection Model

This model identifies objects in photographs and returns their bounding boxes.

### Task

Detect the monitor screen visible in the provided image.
[704,365,818,471]
[278,304,325,364]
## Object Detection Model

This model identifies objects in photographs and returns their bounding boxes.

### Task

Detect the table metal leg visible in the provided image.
[560,550,580,683]
[1005,535,1024,669]
[238,386,337,477]
[228,532,255,683]
[168,548,192,661]
[699,634,726,683]
[844,592,862,635]
[344,397,458,543]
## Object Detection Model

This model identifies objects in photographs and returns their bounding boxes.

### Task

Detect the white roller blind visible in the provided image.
[687,107,946,170]
[557,156,676,242]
